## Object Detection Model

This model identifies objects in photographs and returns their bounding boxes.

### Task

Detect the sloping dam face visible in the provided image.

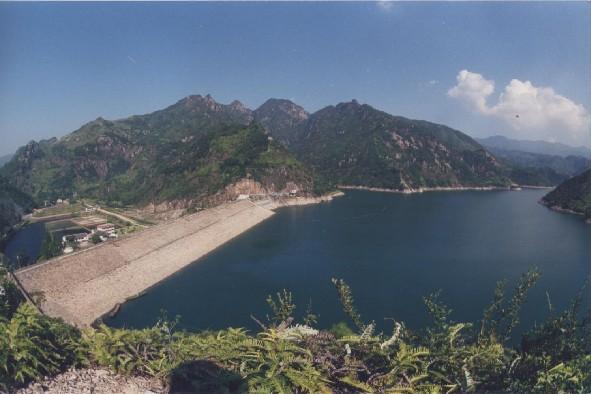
[14,200,274,327]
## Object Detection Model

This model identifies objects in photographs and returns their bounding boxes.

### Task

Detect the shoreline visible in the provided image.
[518,185,555,190]
[15,200,276,327]
[14,192,344,327]
[15,185,576,327]
[337,184,510,194]
[99,193,346,322]
[538,201,590,223]
[261,190,345,210]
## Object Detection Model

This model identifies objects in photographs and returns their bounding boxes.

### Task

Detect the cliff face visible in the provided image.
[542,169,591,220]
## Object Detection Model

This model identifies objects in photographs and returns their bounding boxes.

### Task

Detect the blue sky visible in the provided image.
[0,1,590,155]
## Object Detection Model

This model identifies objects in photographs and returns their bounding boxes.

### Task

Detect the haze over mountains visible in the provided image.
[477,135,591,187]
[0,154,13,168]
[477,136,591,159]
[1,94,590,215]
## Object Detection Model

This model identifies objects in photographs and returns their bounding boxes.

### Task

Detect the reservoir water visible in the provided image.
[3,222,46,265]
[105,189,588,333]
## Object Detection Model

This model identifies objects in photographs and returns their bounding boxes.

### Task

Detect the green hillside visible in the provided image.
[8,96,577,209]
[1,95,315,208]
[269,100,510,190]
[542,169,591,219]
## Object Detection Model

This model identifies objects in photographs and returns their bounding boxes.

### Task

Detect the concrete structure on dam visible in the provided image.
[14,200,275,327]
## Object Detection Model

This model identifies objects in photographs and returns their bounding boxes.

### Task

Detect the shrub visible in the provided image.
[0,303,83,389]
[1,270,589,393]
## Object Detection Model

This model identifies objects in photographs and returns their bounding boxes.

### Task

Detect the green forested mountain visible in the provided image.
[9,96,579,208]
[542,169,591,219]
[266,100,510,190]
[0,95,314,207]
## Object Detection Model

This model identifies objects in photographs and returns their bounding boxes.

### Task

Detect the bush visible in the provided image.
[0,303,84,389]
[82,318,183,378]
[1,270,590,393]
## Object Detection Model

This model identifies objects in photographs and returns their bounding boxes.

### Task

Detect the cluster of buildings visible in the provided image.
[61,223,118,253]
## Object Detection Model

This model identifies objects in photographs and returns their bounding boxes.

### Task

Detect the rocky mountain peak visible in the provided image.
[229,100,250,114]
[253,99,309,139]
[335,99,362,111]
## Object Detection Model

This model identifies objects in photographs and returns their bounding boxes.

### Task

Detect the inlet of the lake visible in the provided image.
[104,189,590,334]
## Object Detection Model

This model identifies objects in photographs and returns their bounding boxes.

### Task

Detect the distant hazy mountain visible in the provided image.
[0,95,316,207]
[542,169,591,220]
[477,135,591,159]
[0,154,13,167]
[484,146,591,186]
[265,99,510,191]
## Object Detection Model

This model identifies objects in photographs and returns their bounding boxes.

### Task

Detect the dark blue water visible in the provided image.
[106,189,590,333]
[3,222,46,265]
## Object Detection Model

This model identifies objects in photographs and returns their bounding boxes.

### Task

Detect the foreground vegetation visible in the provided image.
[1,265,590,393]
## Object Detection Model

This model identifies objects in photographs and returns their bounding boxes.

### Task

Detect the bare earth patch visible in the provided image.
[15,368,165,394]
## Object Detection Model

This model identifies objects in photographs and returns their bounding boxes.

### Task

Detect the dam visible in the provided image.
[14,200,275,327]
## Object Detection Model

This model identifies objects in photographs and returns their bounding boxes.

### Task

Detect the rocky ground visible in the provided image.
[14,368,165,394]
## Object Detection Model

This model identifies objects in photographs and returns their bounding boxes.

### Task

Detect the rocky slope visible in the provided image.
[267,100,510,191]
[541,169,591,220]
[1,95,315,208]
[253,98,309,144]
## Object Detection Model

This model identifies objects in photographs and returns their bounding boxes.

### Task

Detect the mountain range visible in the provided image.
[477,136,591,159]
[1,95,517,210]
[476,136,591,186]
[1,95,316,208]
[4,94,591,215]
[264,100,509,190]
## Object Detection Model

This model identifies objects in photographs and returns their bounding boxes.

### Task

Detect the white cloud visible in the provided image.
[448,70,591,145]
